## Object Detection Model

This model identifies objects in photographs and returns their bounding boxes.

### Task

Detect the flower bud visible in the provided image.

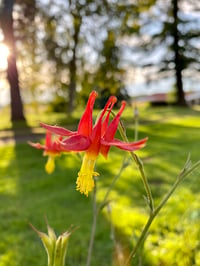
[31,222,73,266]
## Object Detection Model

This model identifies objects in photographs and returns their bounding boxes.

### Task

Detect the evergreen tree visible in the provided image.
[82,30,129,108]
[129,0,200,105]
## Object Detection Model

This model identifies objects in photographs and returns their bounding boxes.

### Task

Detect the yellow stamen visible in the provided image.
[45,155,55,174]
[76,154,99,196]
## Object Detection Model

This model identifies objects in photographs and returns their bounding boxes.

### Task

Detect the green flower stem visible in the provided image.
[134,105,139,141]
[125,157,200,265]
[131,152,154,211]
[117,119,154,212]
[99,157,130,212]
[86,159,130,266]
[86,178,98,266]
[134,118,138,142]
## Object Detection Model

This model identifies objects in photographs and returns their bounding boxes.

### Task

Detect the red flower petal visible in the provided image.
[28,141,46,150]
[101,96,117,136]
[100,101,126,157]
[85,96,117,157]
[86,120,102,157]
[84,95,117,158]
[78,91,97,137]
[61,134,91,151]
[40,122,76,136]
[98,96,117,124]
[45,131,52,147]
[104,101,126,141]
[101,137,148,158]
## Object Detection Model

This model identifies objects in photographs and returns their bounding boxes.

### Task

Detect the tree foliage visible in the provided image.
[127,0,200,105]
[35,0,156,111]
[14,0,41,103]
[79,1,156,106]
[0,0,158,117]
[38,0,113,113]
[81,30,129,108]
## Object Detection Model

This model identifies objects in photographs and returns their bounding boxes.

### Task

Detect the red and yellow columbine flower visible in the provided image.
[36,91,147,196]
[29,131,64,174]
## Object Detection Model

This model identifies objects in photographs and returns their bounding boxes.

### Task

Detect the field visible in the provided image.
[0,104,200,265]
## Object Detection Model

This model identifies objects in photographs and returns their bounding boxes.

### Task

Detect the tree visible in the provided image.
[172,0,186,105]
[81,30,129,107]
[14,0,40,106]
[6,0,155,114]
[39,0,111,114]
[79,1,154,104]
[0,0,25,121]
[126,0,200,105]
[40,1,149,111]
[67,8,82,114]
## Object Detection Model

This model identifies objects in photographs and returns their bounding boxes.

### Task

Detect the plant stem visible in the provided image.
[99,157,130,212]
[86,158,130,266]
[86,178,98,266]
[134,104,139,141]
[118,120,154,212]
[131,152,154,211]
[134,118,138,141]
[124,158,200,265]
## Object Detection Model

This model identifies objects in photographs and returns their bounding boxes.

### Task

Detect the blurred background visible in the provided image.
[0,0,200,122]
[0,1,200,265]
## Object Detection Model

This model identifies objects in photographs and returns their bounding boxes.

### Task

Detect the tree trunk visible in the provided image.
[0,0,26,121]
[172,0,187,106]
[68,52,76,115]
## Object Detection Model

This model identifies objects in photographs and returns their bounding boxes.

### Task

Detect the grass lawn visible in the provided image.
[0,104,200,265]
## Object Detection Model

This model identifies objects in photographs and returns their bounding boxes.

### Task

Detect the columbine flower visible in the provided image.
[38,91,147,196]
[29,131,64,174]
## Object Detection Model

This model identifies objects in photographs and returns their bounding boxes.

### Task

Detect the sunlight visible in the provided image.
[0,43,9,70]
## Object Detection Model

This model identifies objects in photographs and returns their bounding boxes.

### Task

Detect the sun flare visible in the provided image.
[0,43,9,70]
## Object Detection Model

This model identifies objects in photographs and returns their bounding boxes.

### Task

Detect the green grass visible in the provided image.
[0,105,200,265]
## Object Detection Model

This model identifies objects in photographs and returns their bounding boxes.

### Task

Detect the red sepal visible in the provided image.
[28,141,46,150]
[61,134,91,151]
[78,91,97,137]
[40,122,76,136]
[101,137,148,158]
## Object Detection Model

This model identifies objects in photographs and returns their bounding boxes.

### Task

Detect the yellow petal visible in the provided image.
[76,154,99,196]
[45,156,55,174]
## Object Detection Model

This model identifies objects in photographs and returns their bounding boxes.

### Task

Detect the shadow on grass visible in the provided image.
[0,143,117,265]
